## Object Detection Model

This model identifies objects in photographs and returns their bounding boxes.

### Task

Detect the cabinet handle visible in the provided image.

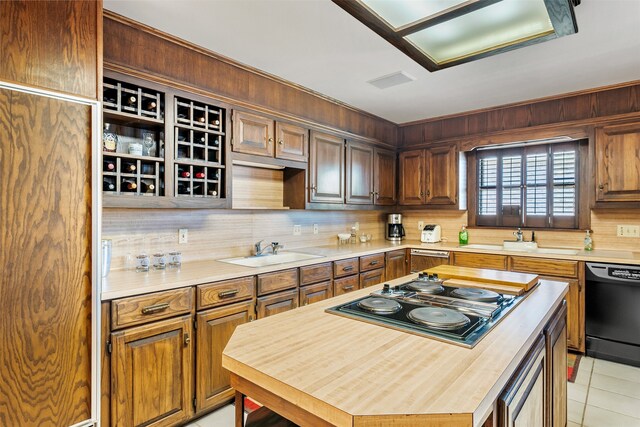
[375,192,380,200]
[343,266,354,271]
[342,285,354,291]
[598,184,604,190]
[310,185,317,191]
[268,137,273,143]
[426,190,430,197]
[370,260,379,266]
[141,303,170,315]
[218,289,239,298]
[278,139,284,145]
[184,333,190,346]
[420,191,424,196]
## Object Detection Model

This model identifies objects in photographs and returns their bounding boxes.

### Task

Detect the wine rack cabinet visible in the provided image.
[103,153,163,196]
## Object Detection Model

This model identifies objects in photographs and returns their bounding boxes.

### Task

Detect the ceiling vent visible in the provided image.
[367,71,416,89]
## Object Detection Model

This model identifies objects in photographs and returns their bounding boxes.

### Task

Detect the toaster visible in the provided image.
[421,224,442,243]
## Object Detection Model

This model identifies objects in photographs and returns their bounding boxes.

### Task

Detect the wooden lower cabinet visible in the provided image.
[195,301,254,414]
[334,275,360,296]
[300,281,333,306]
[453,252,508,270]
[498,335,546,427]
[257,289,299,319]
[111,315,193,427]
[360,268,386,288]
[385,249,407,280]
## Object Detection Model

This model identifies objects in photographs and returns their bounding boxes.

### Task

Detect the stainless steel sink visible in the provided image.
[461,243,578,256]
[219,252,324,268]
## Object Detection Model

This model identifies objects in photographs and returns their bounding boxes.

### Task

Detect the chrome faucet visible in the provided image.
[254,240,284,256]
[513,228,524,242]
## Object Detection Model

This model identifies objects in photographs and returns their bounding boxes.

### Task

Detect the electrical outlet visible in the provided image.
[617,225,640,237]
[354,222,360,231]
[313,224,319,235]
[293,225,302,236]
[178,228,188,244]
[418,221,424,230]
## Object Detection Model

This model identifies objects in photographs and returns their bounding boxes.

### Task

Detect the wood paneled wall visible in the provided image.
[0,0,101,99]
[103,210,386,270]
[400,81,640,147]
[103,12,397,145]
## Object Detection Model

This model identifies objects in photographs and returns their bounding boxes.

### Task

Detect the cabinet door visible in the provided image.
[498,336,546,427]
[232,111,274,157]
[374,148,397,205]
[195,301,254,414]
[309,131,344,203]
[360,268,386,288]
[385,249,407,280]
[256,289,299,319]
[111,315,193,427]
[398,149,425,205]
[545,303,567,427]
[425,145,458,205]
[300,281,333,306]
[595,123,640,202]
[275,121,307,162]
[345,140,374,205]
[538,275,583,352]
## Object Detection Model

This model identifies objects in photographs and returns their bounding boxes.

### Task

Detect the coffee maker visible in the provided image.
[386,214,405,242]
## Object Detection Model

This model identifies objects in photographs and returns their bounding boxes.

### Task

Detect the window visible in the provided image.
[475,141,579,229]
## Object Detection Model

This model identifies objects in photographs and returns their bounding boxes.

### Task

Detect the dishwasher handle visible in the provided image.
[586,262,640,284]
[410,249,450,259]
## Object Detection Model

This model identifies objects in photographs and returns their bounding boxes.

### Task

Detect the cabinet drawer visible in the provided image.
[333,275,360,296]
[510,257,578,278]
[300,262,332,286]
[197,276,256,310]
[360,268,386,288]
[453,252,508,270]
[360,253,385,272]
[256,289,299,319]
[257,268,298,296]
[299,281,333,306]
[111,287,194,330]
[334,258,359,278]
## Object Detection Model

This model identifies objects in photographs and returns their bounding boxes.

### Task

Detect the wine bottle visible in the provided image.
[122,162,137,173]
[208,190,218,197]
[126,95,137,106]
[140,182,156,193]
[211,119,220,126]
[103,180,115,191]
[197,115,206,123]
[199,135,206,143]
[122,180,137,191]
[103,123,118,153]
[145,100,157,110]
[103,160,116,171]
[177,168,191,178]
[194,171,205,179]
[177,183,191,194]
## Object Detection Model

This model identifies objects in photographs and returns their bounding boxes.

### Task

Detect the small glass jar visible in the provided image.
[168,251,182,268]
[135,254,150,272]
[152,252,167,270]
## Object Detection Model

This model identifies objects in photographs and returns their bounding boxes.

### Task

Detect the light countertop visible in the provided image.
[101,239,640,300]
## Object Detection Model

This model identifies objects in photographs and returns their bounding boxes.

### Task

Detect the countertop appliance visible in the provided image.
[410,249,450,273]
[386,213,405,242]
[421,224,442,243]
[586,262,640,367]
[326,273,527,348]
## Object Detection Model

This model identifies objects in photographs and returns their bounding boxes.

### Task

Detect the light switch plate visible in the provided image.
[179,228,188,244]
[313,224,319,235]
[617,225,640,237]
[293,225,302,236]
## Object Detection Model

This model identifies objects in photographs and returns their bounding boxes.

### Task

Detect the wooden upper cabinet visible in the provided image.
[374,148,397,205]
[595,122,640,202]
[111,315,193,427]
[309,131,344,203]
[398,149,425,205]
[275,122,308,162]
[232,111,274,157]
[346,140,374,205]
[425,144,458,205]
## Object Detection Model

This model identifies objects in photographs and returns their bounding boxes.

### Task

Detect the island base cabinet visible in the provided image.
[111,315,193,427]
[498,335,546,427]
[546,302,568,427]
[195,301,255,414]
[257,289,299,319]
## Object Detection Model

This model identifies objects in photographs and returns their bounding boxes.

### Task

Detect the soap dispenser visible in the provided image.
[584,230,593,251]
[459,225,469,245]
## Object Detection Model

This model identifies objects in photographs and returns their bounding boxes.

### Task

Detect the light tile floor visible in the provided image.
[569,356,640,427]
[190,356,640,427]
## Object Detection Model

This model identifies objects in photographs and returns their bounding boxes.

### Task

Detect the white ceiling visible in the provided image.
[104,0,640,124]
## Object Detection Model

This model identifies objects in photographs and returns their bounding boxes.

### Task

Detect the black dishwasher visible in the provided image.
[586,262,640,367]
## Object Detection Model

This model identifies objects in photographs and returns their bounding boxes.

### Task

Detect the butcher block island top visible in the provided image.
[222,271,568,427]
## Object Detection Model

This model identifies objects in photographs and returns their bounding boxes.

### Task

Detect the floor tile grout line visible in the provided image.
[580,360,594,427]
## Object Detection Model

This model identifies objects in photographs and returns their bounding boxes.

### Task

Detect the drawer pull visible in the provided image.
[184,334,190,346]
[141,303,170,315]
[343,266,354,271]
[342,285,354,291]
[370,260,379,266]
[218,289,239,298]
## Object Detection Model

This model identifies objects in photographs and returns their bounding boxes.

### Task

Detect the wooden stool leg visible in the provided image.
[235,391,245,427]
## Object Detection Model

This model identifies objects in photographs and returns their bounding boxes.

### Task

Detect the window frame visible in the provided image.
[469,140,586,230]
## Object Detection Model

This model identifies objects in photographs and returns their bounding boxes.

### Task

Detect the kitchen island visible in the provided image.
[222,272,568,427]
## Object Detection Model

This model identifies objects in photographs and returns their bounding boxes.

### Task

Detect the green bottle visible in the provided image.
[459,225,469,245]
